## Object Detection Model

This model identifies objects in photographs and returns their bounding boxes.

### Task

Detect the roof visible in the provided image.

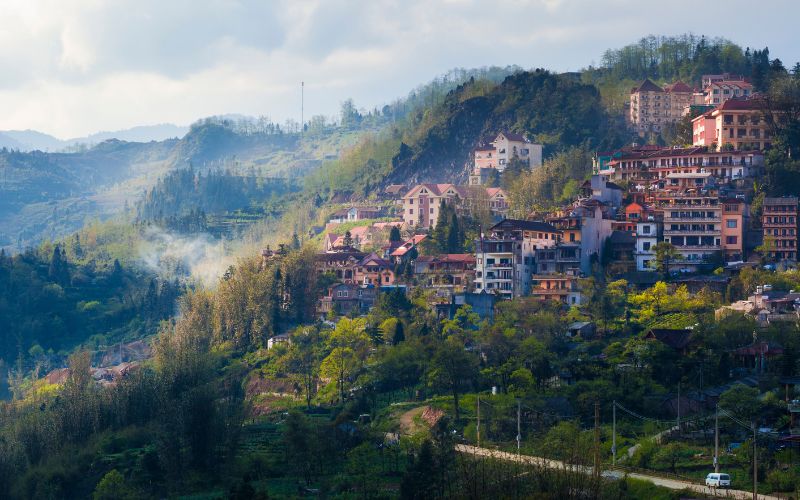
[358,252,391,267]
[732,341,784,357]
[716,96,763,111]
[489,218,558,233]
[625,202,643,212]
[496,131,529,142]
[568,321,593,330]
[664,81,693,93]
[417,253,476,264]
[764,196,799,205]
[609,230,636,245]
[645,328,693,350]
[632,79,663,93]
[486,187,506,198]
[384,184,407,194]
[404,183,469,199]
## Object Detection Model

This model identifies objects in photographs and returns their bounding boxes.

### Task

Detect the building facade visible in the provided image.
[629,79,693,134]
[474,219,559,298]
[635,219,661,271]
[721,198,747,262]
[655,192,722,270]
[401,184,508,229]
[692,97,772,152]
[762,197,799,261]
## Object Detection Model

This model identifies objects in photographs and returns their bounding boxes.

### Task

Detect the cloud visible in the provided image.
[137,226,233,287]
[0,0,797,137]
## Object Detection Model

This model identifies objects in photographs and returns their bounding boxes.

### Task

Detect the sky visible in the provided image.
[0,0,797,139]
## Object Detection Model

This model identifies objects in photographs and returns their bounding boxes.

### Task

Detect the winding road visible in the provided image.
[456,444,781,500]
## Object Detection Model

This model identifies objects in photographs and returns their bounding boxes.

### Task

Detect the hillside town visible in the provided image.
[302,78,795,325]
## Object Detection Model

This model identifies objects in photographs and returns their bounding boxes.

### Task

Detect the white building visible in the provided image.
[474,219,559,298]
[635,219,661,271]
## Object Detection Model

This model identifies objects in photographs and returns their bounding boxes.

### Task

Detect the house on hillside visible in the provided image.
[644,328,694,355]
[318,283,378,317]
[469,132,543,185]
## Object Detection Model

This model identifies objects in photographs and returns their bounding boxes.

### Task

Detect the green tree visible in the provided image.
[427,337,478,421]
[93,470,139,500]
[651,241,681,278]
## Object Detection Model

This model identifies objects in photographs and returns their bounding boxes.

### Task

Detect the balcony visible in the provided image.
[673,245,722,251]
[663,229,720,236]
[663,216,720,222]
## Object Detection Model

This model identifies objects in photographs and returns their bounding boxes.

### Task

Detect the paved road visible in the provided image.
[456,444,781,500]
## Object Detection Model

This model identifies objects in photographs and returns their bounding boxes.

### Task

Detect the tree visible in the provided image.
[389,225,402,243]
[719,385,763,422]
[392,321,406,345]
[320,347,358,403]
[93,470,139,500]
[651,241,681,278]
[427,337,478,421]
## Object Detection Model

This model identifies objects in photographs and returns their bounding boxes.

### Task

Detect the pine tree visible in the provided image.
[392,321,405,345]
[389,225,402,243]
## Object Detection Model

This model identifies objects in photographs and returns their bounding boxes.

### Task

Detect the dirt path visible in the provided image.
[398,406,426,435]
[456,444,780,500]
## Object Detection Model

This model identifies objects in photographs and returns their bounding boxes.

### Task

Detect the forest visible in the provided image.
[0,32,800,499]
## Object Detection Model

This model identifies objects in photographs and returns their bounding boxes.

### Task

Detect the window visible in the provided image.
[430,208,434,214]
[409,209,413,215]
[726,219,737,228]
[409,199,413,204]
[641,225,651,234]
[642,242,651,251]
[726,236,738,244]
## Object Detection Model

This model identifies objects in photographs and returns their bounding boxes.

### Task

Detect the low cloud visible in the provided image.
[137,226,233,287]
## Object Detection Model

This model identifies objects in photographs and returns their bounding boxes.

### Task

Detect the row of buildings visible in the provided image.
[629,73,755,136]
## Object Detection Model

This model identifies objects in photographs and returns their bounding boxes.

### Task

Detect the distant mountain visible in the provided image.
[0,132,27,150]
[80,123,188,145]
[0,124,189,152]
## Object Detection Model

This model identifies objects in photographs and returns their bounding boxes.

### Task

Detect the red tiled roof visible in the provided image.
[632,79,663,93]
[497,131,529,142]
[716,96,763,111]
[664,81,692,93]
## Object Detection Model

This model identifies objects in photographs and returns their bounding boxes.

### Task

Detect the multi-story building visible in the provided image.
[401,184,508,229]
[530,269,582,305]
[703,80,753,106]
[629,79,693,134]
[702,73,747,88]
[655,192,722,270]
[474,219,559,298]
[315,248,366,283]
[635,217,662,271]
[762,197,799,261]
[354,253,395,286]
[721,198,748,262]
[472,131,543,174]
[414,254,476,298]
[599,145,764,188]
[692,97,772,152]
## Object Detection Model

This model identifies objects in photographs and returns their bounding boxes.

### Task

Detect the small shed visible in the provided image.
[566,321,595,338]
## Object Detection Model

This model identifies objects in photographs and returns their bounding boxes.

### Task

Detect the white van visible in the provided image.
[705,472,731,488]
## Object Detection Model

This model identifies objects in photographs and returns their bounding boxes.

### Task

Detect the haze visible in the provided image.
[1,0,797,138]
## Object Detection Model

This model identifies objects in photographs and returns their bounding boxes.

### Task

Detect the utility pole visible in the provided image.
[612,400,617,466]
[516,398,522,455]
[476,396,481,448]
[714,405,719,473]
[753,421,758,500]
[593,401,600,480]
[676,382,681,436]
[300,81,304,135]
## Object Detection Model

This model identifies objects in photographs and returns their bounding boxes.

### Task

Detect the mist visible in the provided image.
[137,226,234,287]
